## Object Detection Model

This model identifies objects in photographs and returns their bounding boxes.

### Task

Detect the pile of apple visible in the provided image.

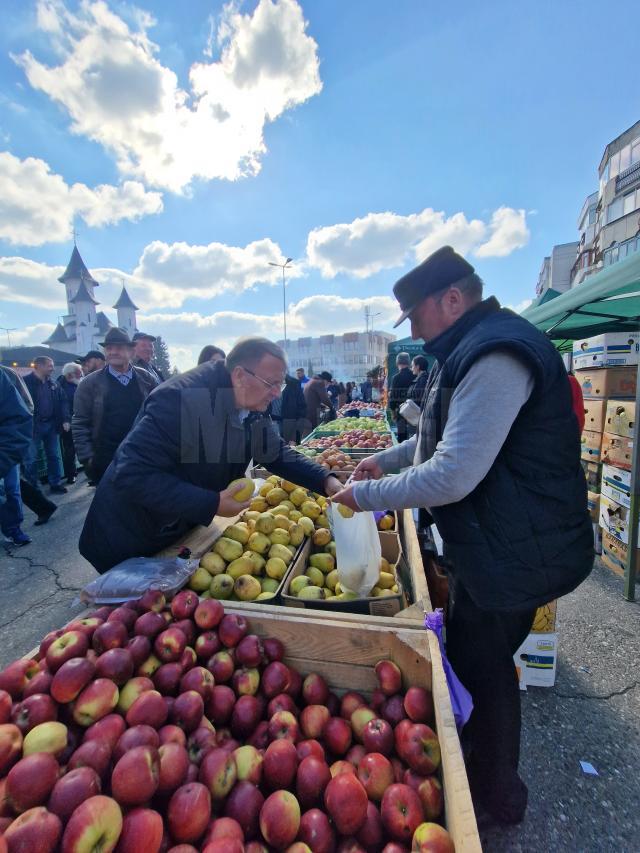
[0,597,454,852]
[316,418,389,435]
[304,431,393,452]
[336,403,384,418]
[294,449,357,476]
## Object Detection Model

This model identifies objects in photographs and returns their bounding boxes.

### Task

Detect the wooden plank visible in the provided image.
[155,512,242,560]
[397,508,431,619]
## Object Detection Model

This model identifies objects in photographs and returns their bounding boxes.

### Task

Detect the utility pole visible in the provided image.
[0,327,16,347]
[268,258,294,345]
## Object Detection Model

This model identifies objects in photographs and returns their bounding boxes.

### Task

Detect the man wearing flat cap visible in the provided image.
[332,245,593,824]
[72,327,157,484]
[132,331,165,385]
[76,350,105,377]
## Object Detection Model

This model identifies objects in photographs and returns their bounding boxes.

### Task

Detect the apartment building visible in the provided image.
[279,331,396,383]
[597,120,640,269]
[535,241,579,297]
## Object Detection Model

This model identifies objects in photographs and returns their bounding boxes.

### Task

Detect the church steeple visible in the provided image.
[113,285,138,334]
[58,245,99,288]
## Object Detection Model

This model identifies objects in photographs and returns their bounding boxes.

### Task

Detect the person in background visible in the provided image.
[350,382,363,401]
[361,375,373,403]
[295,367,310,386]
[77,350,105,377]
[57,362,82,484]
[408,355,429,405]
[23,357,70,495]
[388,352,414,443]
[337,382,347,408]
[327,379,340,409]
[304,371,334,430]
[567,372,585,432]
[280,374,308,444]
[0,368,34,546]
[132,332,164,384]
[198,345,226,365]
[72,327,157,485]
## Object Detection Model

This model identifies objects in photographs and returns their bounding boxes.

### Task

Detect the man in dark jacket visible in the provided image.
[332,246,593,825]
[80,337,342,572]
[280,374,308,444]
[72,327,157,485]
[0,368,33,546]
[388,352,414,442]
[23,356,70,494]
[132,332,164,384]
[303,372,334,430]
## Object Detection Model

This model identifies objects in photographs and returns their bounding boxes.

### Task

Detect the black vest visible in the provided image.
[95,372,144,466]
[420,297,594,611]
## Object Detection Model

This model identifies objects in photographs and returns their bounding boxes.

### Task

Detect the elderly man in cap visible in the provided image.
[72,327,157,485]
[332,246,593,824]
[132,332,165,384]
[79,336,343,573]
[77,350,105,377]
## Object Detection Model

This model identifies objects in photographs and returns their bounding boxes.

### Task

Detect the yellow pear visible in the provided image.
[290,488,308,507]
[380,557,391,573]
[371,586,383,597]
[326,569,339,590]
[298,517,315,536]
[298,586,325,600]
[214,537,243,562]
[266,557,288,580]
[210,574,234,599]
[244,510,261,522]
[309,553,335,573]
[379,514,395,530]
[225,523,250,545]
[301,501,321,519]
[290,575,311,595]
[316,514,330,529]
[337,504,354,519]
[281,480,298,493]
[261,577,279,593]
[289,510,302,522]
[274,515,292,531]
[228,477,254,501]
[272,505,290,517]
[234,574,262,601]
[248,532,271,555]
[200,552,226,575]
[289,523,305,547]
[269,544,294,565]
[255,513,276,535]
[378,571,395,589]
[306,567,324,587]
[257,591,275,600]
[188,567,211,592]
[227,556,256,579]
[259,482,273,497]
[336,591,359,601]
[243,551,266,575]
[266,487,288,506]
[267,475,280,485]
[312,529,331,547]
[270,528,291,547]
[249,497,269,512]
[325,541,336,557]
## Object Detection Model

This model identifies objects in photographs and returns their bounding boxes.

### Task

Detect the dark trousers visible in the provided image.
[19,477,56,519]
[446,579,535,818]
[60,429,77,480]
[0,465,22,535]
[396,414,410,443]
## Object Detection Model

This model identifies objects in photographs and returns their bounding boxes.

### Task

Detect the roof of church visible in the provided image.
[96,312,112,333]
[113,286,139,311]
[42,323,69,345]
[69,279,99,305]
[58,245,99,286]
[1,345,72,366]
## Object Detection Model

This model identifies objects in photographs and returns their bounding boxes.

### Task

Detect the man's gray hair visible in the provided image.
[62,362,80,377]
[34,356,53,367]
[226,337,287,372]
[396,352,411,366]
[448,273,484,302]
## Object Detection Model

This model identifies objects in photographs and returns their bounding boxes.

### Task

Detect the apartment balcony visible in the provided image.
[603,234,640,267]
[616,160,640,193]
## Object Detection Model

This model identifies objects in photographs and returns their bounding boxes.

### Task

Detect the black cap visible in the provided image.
[98,327,134,347]
[75,350,105,364]
[319,371,333,381]
[132,331,156,343]
[392,246,475,327]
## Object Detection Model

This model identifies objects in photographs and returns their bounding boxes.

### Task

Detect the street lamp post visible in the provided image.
[269,258,293,345]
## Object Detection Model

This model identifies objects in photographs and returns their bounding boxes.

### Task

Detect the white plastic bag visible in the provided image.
[328,503,381,598]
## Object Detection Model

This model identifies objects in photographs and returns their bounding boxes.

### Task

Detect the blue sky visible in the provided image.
[0,0,637,368]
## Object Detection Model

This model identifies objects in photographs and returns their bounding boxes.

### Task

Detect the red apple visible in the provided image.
[67,617,104,640]
[125,690,167,729]
[358,752,394,801]
[0,724,23,774]
[138,589,166,613]
[375,660,402,696]
[113,725,159,762]
[411,822,454,852]
[262,637,284,662]
[137,655,162,678]
[83,713,126,750]
[22,670,54,699]
[51,659,96,705]
[180,647,197,671]
[107,607,138,631]
[286,668,303,701]
[263,738,298,789]
[223,780,264,840]
[246,720,270,750]
[194,632,220,660]
[208,686,236,726]
[72,679,119,727]
[48,767,101,821]
[267,693,299,719]
[159,724,187,747]
[157,742,190,794]
[298,808,336,853]
[194,600,224,630]
[170,590,199,620]
[154,628,187,664]
[403,687,434,725]
[380,784,424,844]
[296,756,331,809]
[111,745,160,806]
[346,744,366,767]
[326,691,340,717]
[404,772,444,821]
[134,612,166,640]
[382,695,408,727]
[336,841,365,852]
[268,710,299,742]
[323,716,352,755]
[396,724,441,775]
[60,795,123,853]
[126,636,152,669]
[68,740,112,780]
[116,807,163,853]
[179,667,214,702]
[371,688,386,713]
[91,622,128,655]
[302,673,329,706]
[168,783,211,843]
[297,739,325,763]
[39,630,64,660]
[340,692,366,720]
[116,676,153,713]
[300,705,330,740]
[233,744,263,784]
[207,651,234,684]
[187,727,218,765]
[202,841,243,853]
[171,691,204,733]
[151,663,181,697]
[244,843,269,853]
[363,717,394,756]
[0,690,10,724]
[204,816,243,845]
[232,667,260,697]
[230,695,261,739]
[198,748,236,800]
[94,649,134,686]
[259,790,300,849]
[350,707,377,742]
[330,760,356,777]
[46,632,89,673]
[7,752,59,812]
[235,634,263,668]
[3,806,62,852]
[324,773,368,836]
[261,662,290,699]
[356,800,384,851]
[217,614,248,648]
[0,659,40,700]
[11,693,57,734]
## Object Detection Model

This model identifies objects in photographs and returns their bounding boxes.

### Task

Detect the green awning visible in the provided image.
[522,252,640,339]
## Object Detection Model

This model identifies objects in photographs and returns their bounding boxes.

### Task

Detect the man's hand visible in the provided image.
[324,475,343,496]
[352,458,383,481]
[62,422,71,432]
[330,485,361,513]
[217,482,251,516]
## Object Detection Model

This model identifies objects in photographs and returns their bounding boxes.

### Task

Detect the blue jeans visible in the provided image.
[24,424,63,488]
[0,465,23,535]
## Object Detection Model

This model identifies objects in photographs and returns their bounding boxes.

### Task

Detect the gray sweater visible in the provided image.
[353,351,535,511]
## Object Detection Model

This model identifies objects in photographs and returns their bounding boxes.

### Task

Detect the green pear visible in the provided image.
[309,553,335,573]
[324,541,337,557]
[243,551,266,575]
[248,532,271,555]
[298,586,325,600]
[269,543,294,565]
[210,574,234,599]
[234,574,262,601]
[289,524,305,546]
[255,513,276,535]
[261,577,279,593]
[290,575,311,595]
[306,567,325,587]
[214,537,244,562]
[227,556,256,579]
[266,557,288,580]
[298,517,315,536]
[269,528,291,547]
[200,552,226,575]
[224,523,250,545]
[326,569,339,590]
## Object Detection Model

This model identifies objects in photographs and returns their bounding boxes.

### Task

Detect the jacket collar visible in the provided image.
[423,296,501,363]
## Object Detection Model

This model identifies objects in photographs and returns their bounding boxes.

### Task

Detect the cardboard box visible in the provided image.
[600,432,633,470]
[587,491,600,522]
[580,430,602,462]
[601,530,640,578]
[604,399,635,439]
[531,600,557,633]
[580,460,601,492]
[574,367,637,400]
[598,493,638,545]
[572,332,640,369]
[601,464,631,509]
[582,399,607,433]
[514,633,558,688]
[594,522,602,555]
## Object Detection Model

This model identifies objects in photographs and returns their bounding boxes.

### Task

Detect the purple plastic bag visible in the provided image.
[425,608,473,731]
[373,511,388,523]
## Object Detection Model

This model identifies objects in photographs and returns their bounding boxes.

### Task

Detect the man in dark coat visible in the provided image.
[388,352,414,443]
[132,332,165,384]
[303,371,334,430]
[0,368,33,546]
[72,327,157,485]
[23,356,70,494]
[57,362,83,484]
[333,246,593,825]
[279,374,308,444]
[79,337,342,573]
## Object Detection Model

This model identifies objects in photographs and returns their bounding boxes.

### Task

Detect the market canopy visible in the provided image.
[522,252,640,339]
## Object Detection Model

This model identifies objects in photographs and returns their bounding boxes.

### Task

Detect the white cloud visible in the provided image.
[9,322,56,346]
[508,298,533,314]
[307,206,530,278]
[16,0,322,192]
[0,151,162,246]
[0,256,66,309]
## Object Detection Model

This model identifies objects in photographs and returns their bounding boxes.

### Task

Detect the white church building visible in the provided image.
[43,244,139,355]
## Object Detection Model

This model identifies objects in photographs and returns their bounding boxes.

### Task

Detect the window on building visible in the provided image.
[609,152,621,179]
[632,138,640,167]
[624,191,637,216]
[620,144,631,172]
[607,196,624,223]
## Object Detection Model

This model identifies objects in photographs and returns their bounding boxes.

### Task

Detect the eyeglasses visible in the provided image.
[241,366,286,392]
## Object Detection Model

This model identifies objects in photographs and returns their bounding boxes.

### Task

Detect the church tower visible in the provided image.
[113,286,139,335]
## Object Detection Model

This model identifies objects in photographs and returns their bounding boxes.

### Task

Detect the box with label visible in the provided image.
[600,432,633,470]
[604,399,635,439]
[514,633,558,688]
[531,600,557,633]
[601,464,631,509]
[574,367,637,400]
[580,460,601,492]
[587,491,600,521]
[580,430,602,462]
[598,493,639,545]
[572,332,640,369]
[582,399,607,433]
[601,530,640,578]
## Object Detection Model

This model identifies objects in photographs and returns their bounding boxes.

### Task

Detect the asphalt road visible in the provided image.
[1,479,639,851]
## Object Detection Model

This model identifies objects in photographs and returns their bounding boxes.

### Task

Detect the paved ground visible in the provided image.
[1,481,639,851]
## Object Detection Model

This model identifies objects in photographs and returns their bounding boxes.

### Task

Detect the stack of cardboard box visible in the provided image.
[572,332,639,572]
